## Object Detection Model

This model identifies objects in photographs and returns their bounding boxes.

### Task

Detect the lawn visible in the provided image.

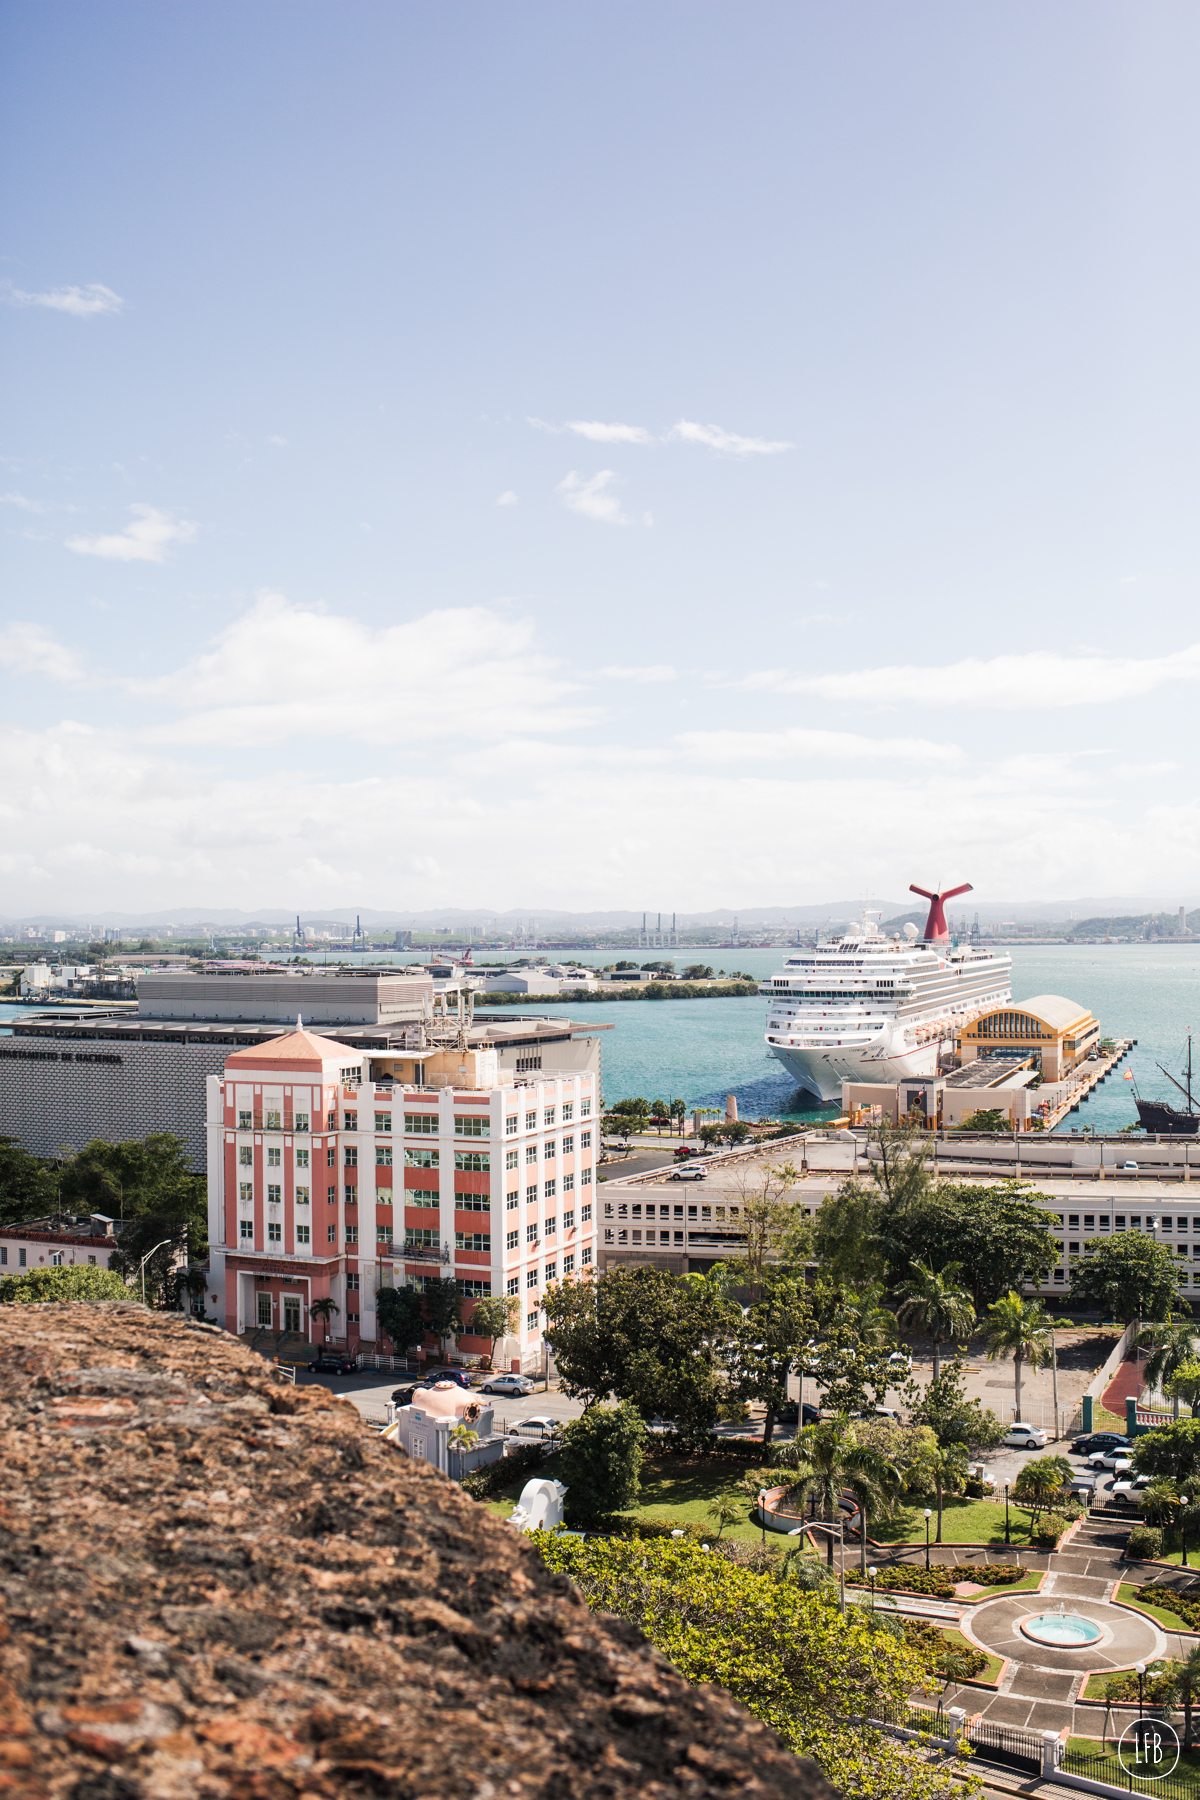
[1116,1582,1199,1633]
[877,1495,1046,1547]
[1067,1737,1200,1787]
[941,1629,1005,1686]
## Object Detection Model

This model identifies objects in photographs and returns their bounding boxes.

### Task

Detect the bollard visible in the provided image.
[1042,1731,1061,1777]
[948,1708,966,1749]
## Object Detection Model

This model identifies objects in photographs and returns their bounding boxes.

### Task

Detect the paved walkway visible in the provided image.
[1101,1353,1144,1418]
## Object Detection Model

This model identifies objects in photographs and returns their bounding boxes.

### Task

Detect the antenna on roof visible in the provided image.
[296,1013,302,1029]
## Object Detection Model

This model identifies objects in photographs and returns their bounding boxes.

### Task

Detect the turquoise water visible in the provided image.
[5,946,1197,1130]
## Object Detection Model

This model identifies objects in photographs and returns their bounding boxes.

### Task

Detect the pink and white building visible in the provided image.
[206,1024,598,1369]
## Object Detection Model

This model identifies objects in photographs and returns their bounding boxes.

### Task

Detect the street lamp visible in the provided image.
[924,1508,932,1572]
[1182,1497,1191,1569]
[867,1564,878,1616]
[803,1518,846,1614]
[1005,1482,1011,1545]
[1136,1662,1146,1724]
[135,1237,177,1307]
[758,1490,768,1550]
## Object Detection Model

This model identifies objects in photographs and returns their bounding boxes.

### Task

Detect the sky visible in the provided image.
[3,1,1200,918]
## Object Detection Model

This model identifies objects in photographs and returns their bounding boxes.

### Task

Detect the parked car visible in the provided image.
[481,1373,535,1396]
[776,1401,821,1426]
[1122,1161,1140,1172]
[1072,1431,1130,1456]
[885,1350,913,1377]
[1087,1447,1133,1471]
[390,1383,418,1406]
[508,1415,562,1439]
[1111,1472,1154,1507]
[308,1350,356,1375]
[421,1368,472,1389]
[1002,1423,1047,1450]
[669,1168,708,1181]
[1066,1474,1097,1499]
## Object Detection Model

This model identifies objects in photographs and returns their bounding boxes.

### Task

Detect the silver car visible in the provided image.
[481,1373,535,1396]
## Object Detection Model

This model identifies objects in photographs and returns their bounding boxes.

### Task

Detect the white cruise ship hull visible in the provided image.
[770,1037,939,1104]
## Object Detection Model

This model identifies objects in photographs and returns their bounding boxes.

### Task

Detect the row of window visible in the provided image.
[1051,1213,1193,1232]
[503,1248,590,1297]
[604,1198,718,1221]
[607,1228,684,1246]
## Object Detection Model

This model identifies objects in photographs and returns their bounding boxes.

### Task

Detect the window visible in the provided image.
[327,1111,337,1130]
[345,1225,358,1244]
[296,1148,309,1170]
[455,1151,490,1172]
[1116,1215,1126,1228]
[618,1230,627,1245]
[563,1172,574,1193]
[562,1103,574,1122]
[526,1311,539,1331]
[239,1181,253,1202]
[1084,1215,1095,1230]
[265,1146,280,1168]
[604,1201,613,1218]
[345,1146,358,1167]
[581,1167,592,1187]
[406,1114,439,1134]
[507,1229,519,1249]
[455,1193,490,1212]
[456,1232,490,1252]
[296,1224,311,1245]
[328,1223,336,1242]
[544,1179,556,1199]
[674,1205,683,1219]
[457,1277,491,1298]
[294,1111,309,1133]
[265,1109,281,1130]
[674,1231,683,1245]
[581,1203,591,1223]
[507,1276,519,1296]
[455,1116,489,1137]
[267,1183,281,1204]
[526,1221,538,1244]
[526,1184,538,1206]
[526,1144,538,1165]
[563,1253,575,1274]
[544,1107,555,1126]
[525,1111,537,1131]
[406,1147,439,1168]
[240,1219,253,1241]
[1068,1215,1079,1229]
[632,1230,642,1243]
[618,1203,628,1219]
[1131,1215,1142,1230]
[603,1229,613,1244]
[268,1221,282,1243]
[87,1255,95,1265]
[507,1190,518,1211]
[688,1206,697,1221]
[344,1111,358,1132]
[545,1215,557,1236]
[562,1135,574,1156]
[526,1268,538,1288]
[344,1185,356,1206]
[660,1231,669,1244]
[408,1189,439,1204]
[327,1147,336,1167]
[1068,1242,1079,1256]
[406,1228,438,1248]
[377,1226,393,1244]
[377,1145,393,1166]
[580,1098,591,1117]
[327,1185,337,1205]
[1053,1267,1065,1283]
[581,1131,591,1150]
[375,1112,392,1133]
[506,1115,518,1136]
[506,1148,519,1170]
[346,1272,360,1292]
[238,1109,252,1129]
[544,1140,556,1159]
[563,1209,574,1230]
[544,1261,557,1281]
[239,1146,253,1166]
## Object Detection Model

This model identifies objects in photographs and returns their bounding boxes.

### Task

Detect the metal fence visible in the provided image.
[1061,1743,1196,1800]
[872,1700,946,1738]
[967,1718,1044,1775]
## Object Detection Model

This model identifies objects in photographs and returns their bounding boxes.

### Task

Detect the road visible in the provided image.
[295,1364,590,1433]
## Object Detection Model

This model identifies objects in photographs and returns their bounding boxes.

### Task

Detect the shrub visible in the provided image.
[557,1402,647,1523]
[1138,1583,1200,1628]
[1102,1660,1175,1705]
[0,1265,130,1305]
[844,1566,956,1599]
[1126,1525,1164,1561]
[460,1442,546,1500]
[900,1620,989,1681]
[1031,1511,1071,1549]
[944,1562,1023,1586]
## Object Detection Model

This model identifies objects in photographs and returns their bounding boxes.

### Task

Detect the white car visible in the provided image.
[507,1415,563,1439]
[1087,1447,1132,1472]
[1122,1161,1139,1172]
[1111,1472,1153,1507]
[669,1168,708,1181]
[1002,1423,1047,1450]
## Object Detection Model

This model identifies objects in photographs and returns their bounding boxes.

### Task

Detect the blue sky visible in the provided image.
[3,2,1200,915]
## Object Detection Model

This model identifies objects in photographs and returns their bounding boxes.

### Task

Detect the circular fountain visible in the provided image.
[1019,1605,1103,1649]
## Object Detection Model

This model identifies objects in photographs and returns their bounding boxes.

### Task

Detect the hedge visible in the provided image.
[845,1567,956,1599]
[1137,1583,1200,1629]
[460,1443,546,1499]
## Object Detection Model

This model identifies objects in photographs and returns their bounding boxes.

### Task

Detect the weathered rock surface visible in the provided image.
[0,1305,827,1800]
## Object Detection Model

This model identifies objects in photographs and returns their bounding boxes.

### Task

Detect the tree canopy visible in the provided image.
[556,1402,647,1521]
[0,1264,130,1304]
[1069,1231,1181,1322]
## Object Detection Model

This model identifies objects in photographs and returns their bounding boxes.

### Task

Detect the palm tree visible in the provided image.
[310,1297,339,1345]
[1140,1321,1200,1418]
[844,1449,902,1575]
[1165,1643,1200,1748]
[1169,1362,1200,1419]
[894,1262,976,1380]
[840,1280,900,1353]
[777,1417,898,1567]
[981,1291,1052,1424]
[924,1440,969,1544]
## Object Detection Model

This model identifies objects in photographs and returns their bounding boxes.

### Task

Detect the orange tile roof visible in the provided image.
[224,1024,354,1072]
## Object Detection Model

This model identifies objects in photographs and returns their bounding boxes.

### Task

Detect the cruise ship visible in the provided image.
[761,883,1013,1102]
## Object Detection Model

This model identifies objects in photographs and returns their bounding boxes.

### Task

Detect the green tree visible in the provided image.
[894,1261,976,1380]
[775,1418,898,1566]
[669,1098,687,1132]
[864,1120,935,1214]
[905,1361,1005,1452]
[683,965,714,980]
[556,1402,647,1522]
[700,1120,752,1149]
[727,1164,808,1297]
[1068,1231,1180,1322]
[421,1276,462,1347]
[812,1180,886,1286]
[1168,1362,1200,1419]
[1140,1321,1200,1417]
[957,1109,1008,1133]
[1132,1420,1200,1487]
[880,1183,1058,1311]
[920,1439,969,1545]
[1012,1455,1073,1519]
[106,1216,188,1307]
[310,1297,339,1342]
[0,1263,130,1304]
[729,1274,815,1443]
[468,1293,519,1362]
[59,1134,206,1257]
[707,1495,742,1540]
[375,1284,425,1351]
[0,1136,56,1228]
[1166,1644,1200,1749]
[982,1290,1052,1422]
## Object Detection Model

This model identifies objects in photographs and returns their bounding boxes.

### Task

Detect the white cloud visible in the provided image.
[0,623,87,684]
[599,664,677,683]
[496,490,519,506]
[267,435,288,447]
[1,281,123,317]
[668,419,793,456]
[563,420,655,445]
[673,727,960,764]
[557,469,628,524]
[66,505,198,564]
[744,645,1200,709]
[1,492,46,513]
